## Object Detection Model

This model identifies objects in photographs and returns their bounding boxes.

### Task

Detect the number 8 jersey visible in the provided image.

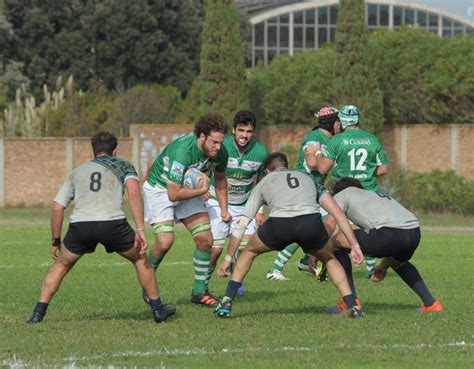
[54,156,139,222]
[323,129,389,191]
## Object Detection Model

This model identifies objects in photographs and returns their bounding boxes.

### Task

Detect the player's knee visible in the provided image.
[194,234,213,250]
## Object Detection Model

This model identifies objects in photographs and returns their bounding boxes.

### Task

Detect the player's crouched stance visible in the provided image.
[325,177,444,313]
[27,131,175,324]
[213,152,365,318]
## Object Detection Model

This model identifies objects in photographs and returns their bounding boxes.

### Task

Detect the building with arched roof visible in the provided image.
[235,1,474,66]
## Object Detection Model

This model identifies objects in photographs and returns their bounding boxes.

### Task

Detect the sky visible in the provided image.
[408,0,473,22]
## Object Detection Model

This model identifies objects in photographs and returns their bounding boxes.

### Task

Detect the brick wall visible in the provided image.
[0,124,472,207]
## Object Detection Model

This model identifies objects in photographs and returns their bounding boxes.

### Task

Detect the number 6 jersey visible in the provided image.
[54,156,139,222]
[241,169,328,219]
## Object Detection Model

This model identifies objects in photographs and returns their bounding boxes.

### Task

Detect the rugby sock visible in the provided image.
[394,262,436,307]
[193,248,211,295]
[271,243,298,272]
[225,280,242,300]
[334,250,357,298]
[33,302,48,316]
[149,298,162,311]
[365,256,376,275]
[205,265,216,286]
[300,254,311,266]
[147,252,163,270]
[342,294,357,309]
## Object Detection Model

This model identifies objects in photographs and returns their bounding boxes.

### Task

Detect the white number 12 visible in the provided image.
[348,148,367,170]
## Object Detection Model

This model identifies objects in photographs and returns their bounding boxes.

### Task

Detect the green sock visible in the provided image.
[147,251,163,270]
[193,248,211,294]
[365,256,376,274]
[300,254,311,265]
[206,264,216,287]
[271,243,299,272]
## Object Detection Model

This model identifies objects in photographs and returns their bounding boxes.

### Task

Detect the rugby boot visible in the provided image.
[325,298,363,314]
[152,304,176,323]
[191,291,219,308]
[26,311,44,324]
[417,300,444,312]
[214,297,233,317]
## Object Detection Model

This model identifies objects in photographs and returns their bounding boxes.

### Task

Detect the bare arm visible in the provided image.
[217,216,251,277]
[375,164,389,177]
[167,175,210,202]
[126,178,147,254]
[50,201,65,260]
[215,171,231,223]
[303,147,319,171]
[320,194,363,265]
[307,142,334,174]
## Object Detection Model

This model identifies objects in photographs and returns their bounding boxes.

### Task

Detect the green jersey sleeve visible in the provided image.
[375,139,389,165]
[215,145,229,173]
[167,147,192,185]
[323,139,338,162]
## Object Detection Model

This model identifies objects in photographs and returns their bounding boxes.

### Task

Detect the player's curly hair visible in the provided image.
[233,110,257,129]
[194,112,228,137]
[91,131,118,157]
[263,152,288,171]
[333,177,363,194]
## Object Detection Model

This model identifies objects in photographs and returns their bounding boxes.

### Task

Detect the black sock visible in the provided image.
[394,262,436,306]
[225,280,242,300]
[334,250,357,299]
[149,297,163,311]
[342,294,357,309]
[34,302,48,316]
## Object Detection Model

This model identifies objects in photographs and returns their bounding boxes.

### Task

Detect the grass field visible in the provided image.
[1,209,473,368]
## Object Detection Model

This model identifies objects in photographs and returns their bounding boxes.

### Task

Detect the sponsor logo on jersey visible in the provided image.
[169,161,185,181]
[227,158,262,171]
[349,138,371,145]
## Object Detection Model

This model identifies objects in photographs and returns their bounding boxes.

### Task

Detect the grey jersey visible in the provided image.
[54,156,139,223]
[334,187,419,231]
[242,169,328,219]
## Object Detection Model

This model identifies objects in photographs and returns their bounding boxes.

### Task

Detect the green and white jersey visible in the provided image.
[296,129,331,185]
[210,135,269,206]
[54,156,138,223]
[334,187,419,231]
[242,169,328,219]
[146,134,228,188]
[324,129,389,191]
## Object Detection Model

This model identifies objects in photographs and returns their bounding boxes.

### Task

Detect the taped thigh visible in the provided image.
[152,223,174,236]
[191,222,211,238]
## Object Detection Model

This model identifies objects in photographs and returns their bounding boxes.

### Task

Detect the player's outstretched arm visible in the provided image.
[320,194,363,266]
[310,142,333,174]
[125,178,147,254]
[217,216,251,277]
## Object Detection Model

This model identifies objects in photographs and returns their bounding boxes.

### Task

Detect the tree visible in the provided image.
[185,0,247,124]
[335,0,384,135]
[3,0,204,97]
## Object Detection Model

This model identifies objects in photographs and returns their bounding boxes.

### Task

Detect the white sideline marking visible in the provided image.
[63,341,472,361]
[2,342,472,368]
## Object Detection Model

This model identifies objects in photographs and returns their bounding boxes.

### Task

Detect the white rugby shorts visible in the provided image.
[143,181,208,224]
[206,198,257,239]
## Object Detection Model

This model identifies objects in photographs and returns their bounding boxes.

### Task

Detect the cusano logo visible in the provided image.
[344,139,371,146]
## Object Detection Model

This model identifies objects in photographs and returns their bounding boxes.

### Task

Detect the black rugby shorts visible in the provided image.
[63,219,135,255]
[257,213,329,254]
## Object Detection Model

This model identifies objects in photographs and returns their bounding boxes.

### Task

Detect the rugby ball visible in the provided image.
[183,168,205,189]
